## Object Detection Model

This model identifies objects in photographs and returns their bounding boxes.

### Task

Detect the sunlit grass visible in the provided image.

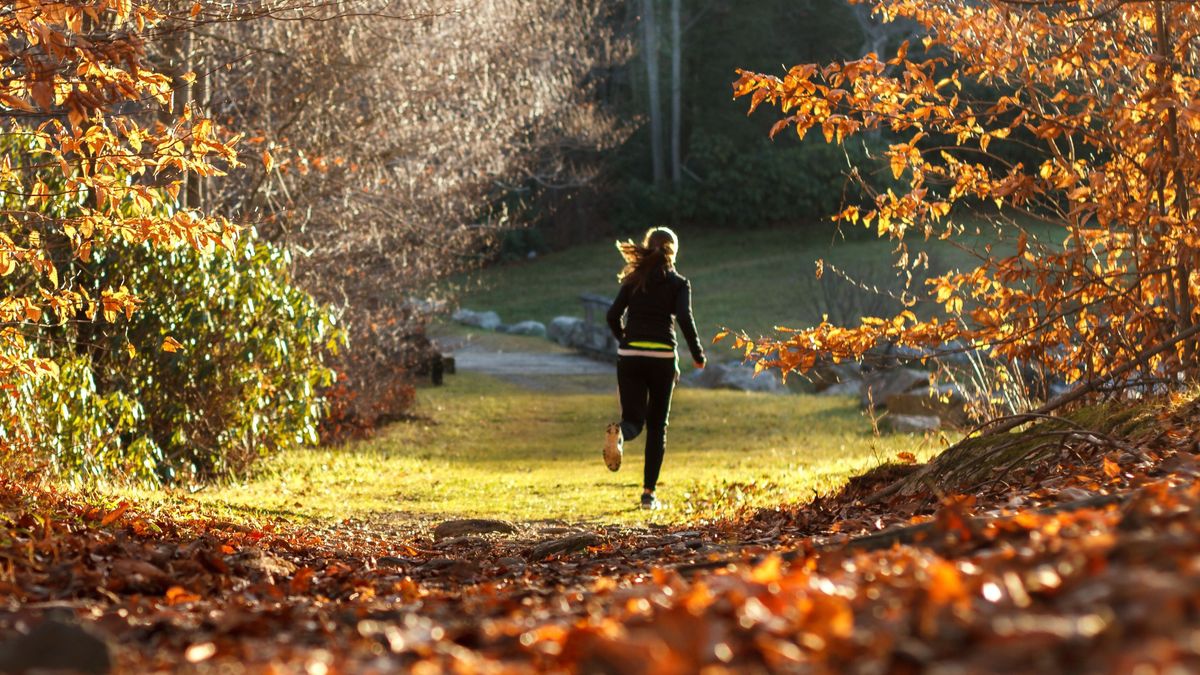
[158,370,944,526]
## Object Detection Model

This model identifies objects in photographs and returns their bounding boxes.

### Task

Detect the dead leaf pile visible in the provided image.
[3,404,1200,672]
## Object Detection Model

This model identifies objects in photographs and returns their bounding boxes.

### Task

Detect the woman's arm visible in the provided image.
[606,284,630,341]
[675,279,706,366]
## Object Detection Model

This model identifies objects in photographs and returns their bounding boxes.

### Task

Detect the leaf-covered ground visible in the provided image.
[4,399,1200,672]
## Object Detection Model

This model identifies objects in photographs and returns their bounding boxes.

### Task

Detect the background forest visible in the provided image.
[1,0,909,483]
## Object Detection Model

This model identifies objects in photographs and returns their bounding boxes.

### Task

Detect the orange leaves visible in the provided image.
[166,586,202,606]
[100,501,131,526]
[926,559,968,607]
[0,1,244,386]
[726,0,1200,388]
[100,287,140,323]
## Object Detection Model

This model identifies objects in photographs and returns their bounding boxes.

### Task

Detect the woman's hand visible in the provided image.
[693,360,705,369]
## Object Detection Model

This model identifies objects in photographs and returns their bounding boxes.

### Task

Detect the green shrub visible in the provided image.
[1,232,341,485]
[609,133,873,233]
[1,353,160,484]
[96,231,343,481]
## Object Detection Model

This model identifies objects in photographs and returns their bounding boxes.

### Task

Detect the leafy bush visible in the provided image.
[100,232,343,481]
[1,232,341,485]
[683,132,863,228]
[1,354,158,484]
[609,133,872,232]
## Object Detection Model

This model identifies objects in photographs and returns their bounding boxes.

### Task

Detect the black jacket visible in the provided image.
[606,268,706,364]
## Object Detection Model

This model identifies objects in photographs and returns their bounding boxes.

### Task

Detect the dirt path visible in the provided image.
[435,329,614,392]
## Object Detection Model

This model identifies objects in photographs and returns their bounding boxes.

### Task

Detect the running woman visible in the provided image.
[602,227,706,510]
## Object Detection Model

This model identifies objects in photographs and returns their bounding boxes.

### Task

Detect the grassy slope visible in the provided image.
[453,225,984,348]
[156,225,1008,526]
[182,368,938,525]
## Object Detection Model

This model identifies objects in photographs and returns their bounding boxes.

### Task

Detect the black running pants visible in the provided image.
[617,355,677,491]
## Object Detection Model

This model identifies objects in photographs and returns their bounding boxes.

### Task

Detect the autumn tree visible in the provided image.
[165,0,627,434]
[0,2,349,484]
[0,1,240,451]
[731,0,1200,406]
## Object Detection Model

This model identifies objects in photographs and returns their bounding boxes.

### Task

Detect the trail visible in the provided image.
[434,329,614,393]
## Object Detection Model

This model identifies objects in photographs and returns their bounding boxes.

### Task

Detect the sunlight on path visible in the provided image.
[189,332,937,526]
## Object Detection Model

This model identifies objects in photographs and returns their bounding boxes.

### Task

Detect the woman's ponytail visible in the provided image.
[616,227,679,291]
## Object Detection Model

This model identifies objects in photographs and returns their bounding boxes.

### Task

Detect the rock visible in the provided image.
[109,558,171,594]
[229,547,297,580]
[417,558,481,579]
[820,379,863,397]
[861,367,931,410]
[529,533,602,561]
[496,557,526,574]
[548,316,584,345]
[881,414,941,434]
[566,322,616,353]
[476,311,502,331]
[683,362,788,394]
[505,320,547,338]
[0,619,112,674]
[809,360,862,392]
[452,308,502,331]
[376,556,411,569]
[433,518,519,540]
[885,384,971,428]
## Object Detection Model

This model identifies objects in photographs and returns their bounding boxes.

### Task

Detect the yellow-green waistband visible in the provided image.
[628,341,673,350]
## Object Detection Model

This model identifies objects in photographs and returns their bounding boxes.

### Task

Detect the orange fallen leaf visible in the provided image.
[100,502,130,526]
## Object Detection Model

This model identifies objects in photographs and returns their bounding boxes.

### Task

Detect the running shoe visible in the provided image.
[640,492,661,510]
[603,423,623,472]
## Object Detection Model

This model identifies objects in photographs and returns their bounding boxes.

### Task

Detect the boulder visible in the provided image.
[684,362,788,394]
[861,367,931,410]
[452,308,502,331]
[885,383,971,428]
[548,316,584,345]
[566,322,616,353]
[881,413,941,434]
[505,320,547,338]
[809,360,862,392]
[820,379,863,397]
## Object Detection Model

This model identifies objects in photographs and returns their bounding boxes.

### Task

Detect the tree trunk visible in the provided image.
[641,0,664,185]
[669,0,682,188]
[1153,1,1196,369]
[172,28,195,210]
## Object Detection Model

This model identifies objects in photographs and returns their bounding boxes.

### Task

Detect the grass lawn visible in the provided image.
[133,224,1009,527]
[450,222,1017,351]
[168,370,944,526]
